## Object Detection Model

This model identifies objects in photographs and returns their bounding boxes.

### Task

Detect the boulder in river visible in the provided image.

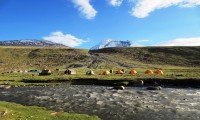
[146,86,162,90]
[112,86,125,90]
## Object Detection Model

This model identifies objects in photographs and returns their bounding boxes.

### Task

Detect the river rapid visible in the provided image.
[0,85,200,120]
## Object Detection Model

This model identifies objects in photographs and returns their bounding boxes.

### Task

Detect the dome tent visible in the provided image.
[102,70,110,75]
[116,70,123,74]
[129,70,137,74]
[145,69,153,74]
[155,69,163,74]
[86,70,94,75]
[39,70,51,76]
[64,69,76,75]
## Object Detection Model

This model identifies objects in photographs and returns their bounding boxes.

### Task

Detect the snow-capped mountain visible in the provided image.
[0,39,66,47]
[90,39,140,50]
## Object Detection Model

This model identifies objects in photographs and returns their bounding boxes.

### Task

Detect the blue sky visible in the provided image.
[0,0,200,48]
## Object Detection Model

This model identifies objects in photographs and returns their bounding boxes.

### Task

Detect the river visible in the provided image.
[0,85,200,120]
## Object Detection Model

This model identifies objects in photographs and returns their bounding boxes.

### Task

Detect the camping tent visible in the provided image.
[121,69,125,73]
[129,70,137,74]
[155,69,163,74]
[145,69,153,74]
[39,70,51,76]
[64,69,76,75]
[102,70,110,75]
[116,70,123,74]
[86,70,94,75]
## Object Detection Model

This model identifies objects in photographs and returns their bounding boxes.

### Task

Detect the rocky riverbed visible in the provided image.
[0,85,200,120]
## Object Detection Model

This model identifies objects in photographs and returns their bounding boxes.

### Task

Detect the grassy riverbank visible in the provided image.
[0,101,100,120]
[0,67,200,87]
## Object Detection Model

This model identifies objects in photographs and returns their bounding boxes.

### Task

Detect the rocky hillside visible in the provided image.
[0,46,199,71]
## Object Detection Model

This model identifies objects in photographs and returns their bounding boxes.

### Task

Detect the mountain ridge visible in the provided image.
[0,39,67,47]
[90,40,141,50]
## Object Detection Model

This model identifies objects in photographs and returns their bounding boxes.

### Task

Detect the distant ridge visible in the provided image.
[0,39,67,47]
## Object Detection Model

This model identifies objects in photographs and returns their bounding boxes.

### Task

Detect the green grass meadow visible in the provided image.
[0,66,200,86]
[0,101,100,120]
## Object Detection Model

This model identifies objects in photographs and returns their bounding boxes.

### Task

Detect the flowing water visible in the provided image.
[0,85,200,120]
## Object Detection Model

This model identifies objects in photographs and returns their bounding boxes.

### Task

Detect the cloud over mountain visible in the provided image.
[43,31,86,47]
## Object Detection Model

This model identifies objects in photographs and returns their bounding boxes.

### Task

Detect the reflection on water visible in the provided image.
[0,86,200,120]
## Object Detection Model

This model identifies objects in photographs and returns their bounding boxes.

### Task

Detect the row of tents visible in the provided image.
[86,69,164,75]
[39,69,77,76]
[30,69,163,76]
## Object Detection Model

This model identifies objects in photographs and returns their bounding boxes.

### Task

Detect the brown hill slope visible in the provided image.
[89,46,200,68]
[0,47,91,71]
[0,46,199,72]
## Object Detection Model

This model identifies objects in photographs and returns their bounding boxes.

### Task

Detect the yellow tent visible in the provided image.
[145,69,153,74]
[116,70,123,74]
[129,70,137,74]
[155,69,163,74]
[102,70,110,75]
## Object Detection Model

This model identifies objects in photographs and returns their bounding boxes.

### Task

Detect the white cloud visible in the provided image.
[137,39,150,42]
[131,0,200,18]
[158,37,200,46]
[72,0,97,19]
[43,31,86,47]
[108,0,123,6]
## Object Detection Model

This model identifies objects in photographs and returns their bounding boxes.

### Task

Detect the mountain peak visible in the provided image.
[90,40,140,50]
[0,39,67,47]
